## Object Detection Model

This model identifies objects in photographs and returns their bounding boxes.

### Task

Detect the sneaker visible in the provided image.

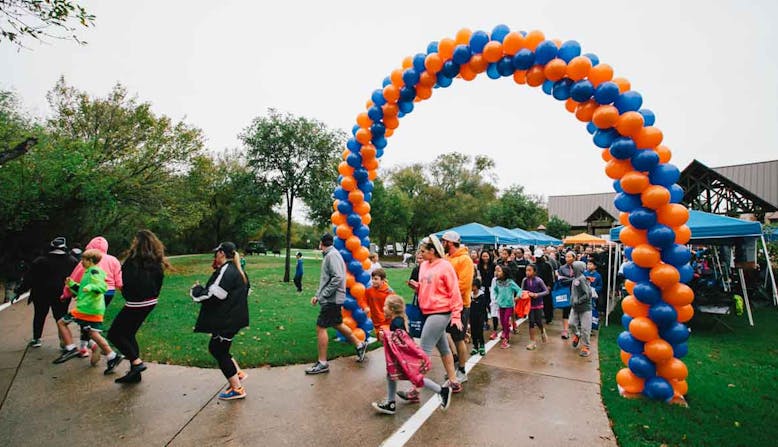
[371,400,396,415]
[500,340,510,349]
[238,370,248,381]
[397,388,420,403]
[561,330,569,340]
[439,386,452,410]
[29,339,42,348]
[456,369,468,384]
[478,347,486,356]
[526,342,537,351]
[104,354,124,375]
[115,368,142,384]
[355,342,368,363]
[470,348,478,356]
[489,332,498,340]
[305,361,330,375]
[571,334,580,349]
[132,362,148,373]
[78,348,90,358]
[53,347,80,364]
[218,386,246,400]
[579,347,591,357]
[90,344,101,366]
[541,329,548,343]
[449,381,463,394]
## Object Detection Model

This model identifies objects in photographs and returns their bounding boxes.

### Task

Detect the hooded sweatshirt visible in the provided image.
[67,265,108,322]
[417,258,463,326]
[570,261,592,311]
[366,280,394,329]
[62,236,123,298]
[446,246,474,308]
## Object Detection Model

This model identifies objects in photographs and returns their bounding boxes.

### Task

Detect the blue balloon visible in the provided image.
[614,91,643,113]
[552,79,573,100]
[340,249,354,264]
[660,322,690,345]
[333,237,345,250]
[352,308,368,325]
[491,24,511,42]
[512,49,535,70]
[542,80,554,95]
[436,73,453,88]
[335,331,347,341]
[371,89,386,106]
[333,187,348,201]
[586,121,597,135]
[354,224,370,239]
[346,138,360,152]
[631,149,660,172]
[441,60,460,78]
[348,260,363,274]
[398,100,414,114]
[594,81,620,104]
[649,302,678,328]
[426,41,438,54]
[628,354,656,379]
[382,76,391,87]
[469,31,490,53]
[629,207,657,230]
[361,319,374,333]
[644,376,674,401]
[613,179,623,193]
[397,111,405,118]
[357,271,371,285]
[359,180,374,193]
[351,124,361,136]
[678,264,694,283]
[373,136,387,149]
[624,246,633,261]
[661,244,691,266]
[346,152,362,168]
[497,56,514,76]
[346,213,362,228]
[633,282,662,305]
[412,53,426,72]
[622,313,633,329]
[343,297,359,311]
[617,331,645,354]
[648,224,676,248]
[557,40,581,63]
[623,262,650,282]
[370,123,386,137]
[534,40,558,65]
[363,191,373,202]
[570,80,594,102]
[367,105,383,122]
[673,342,688,358]
[486,63,500,79]
[399,86,416,101]
[402,68,420,87]
[669,184,685,203]
[360,236,370,247]
[584,52,600,66]
[614,192,643,212]
[639,108,656,126]
[649,164,681,186]
[610,137,637,160]
[337,200,353,215]
[452,45,472,64]
[593,129,618,148]
[353,168,369,182]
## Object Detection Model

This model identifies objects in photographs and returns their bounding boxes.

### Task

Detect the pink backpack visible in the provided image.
[382,328,431,387]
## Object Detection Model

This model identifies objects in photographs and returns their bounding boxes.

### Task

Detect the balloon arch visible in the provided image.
[330,25,693,403]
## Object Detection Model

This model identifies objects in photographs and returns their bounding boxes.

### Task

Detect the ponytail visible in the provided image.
[233,252,248,284]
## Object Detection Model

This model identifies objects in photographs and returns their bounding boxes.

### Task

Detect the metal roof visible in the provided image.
[547,192,618,227]
[712,160,778,209]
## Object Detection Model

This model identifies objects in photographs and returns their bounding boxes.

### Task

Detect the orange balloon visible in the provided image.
[416,85,433,99]
[619,225,648,246]
[382,103,399,118]
[592,105,619,129]
[675,304,694,323]
[566,56,592,81]
[674,225,692,244]
[469,54,488,73]
[650,264,680,289]
[361,213,372,225]
[365,100,373,109]
[482,41,503,63]
[455,28,472,45]
[362,259,372,271]
[672,379,688,396]
[588,63,614,87]
[601,148,613,162]
[543,58,567,82]
[332,200,339,212]
[352,328,367,342]
[634,126,663,148]
[663,283,695,306]
[502,32,525,55]
[632,244,661,268]
[620,350,632,366]
[657,358,688,381]
[512,70,527,84]
[617,368,645,394]
[525,65,546,87]
[552,38,562,48]
[657,204,689,227]
[356,113,371,128]
[350,282,366,299]
[390,68,404,87]
[629,316,660,342]
[345,236,361,252]
[353,201,371,216]
[338,161,354,177]
[625,280,636,295]
[363,157,379,171]
[621,295,650,317]
[336,224,352,239]
[354,246,370,262]
[331,211,346,226]
[644,339,675,363]
[613,77,631,93]
[604,159,633,180]
[360,147,376,163]
[346,273,356,289]
[619,212,630,226]
[575,101,598,122]
[523,30,545,50]
[384,116,400,130]
[615,111,645,137]
[401,56,413,69]
[421,70,441,86]
[341,175,357,191]
[383,84,400,103]
[565,98,579,113]
[459,64,477,81]
[438,38,456,60]
[655,145,672,163]
[368,169,378,181]
[620,171,650,194]
[641,185,671,210]
[355,128,372,145]
[341,149,350,161]
[342,316,357,330]
[425,54,444,74]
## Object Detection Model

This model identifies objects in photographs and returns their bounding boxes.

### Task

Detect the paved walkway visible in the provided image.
[0,303,616,446]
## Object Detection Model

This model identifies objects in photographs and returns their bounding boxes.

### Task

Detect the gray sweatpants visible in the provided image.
[568,306,592,348]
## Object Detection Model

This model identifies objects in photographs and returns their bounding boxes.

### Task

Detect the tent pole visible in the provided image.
[760,235,778,306]
[712,246,726,292]
[606,244,613,326]
[738,268,755,327]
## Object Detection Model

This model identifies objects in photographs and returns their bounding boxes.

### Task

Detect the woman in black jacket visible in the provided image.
[190,242,250,400]
[477,250,496,333]
[108,230,169,384]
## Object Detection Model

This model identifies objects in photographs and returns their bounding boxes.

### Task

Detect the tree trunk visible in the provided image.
[283,197,293,282]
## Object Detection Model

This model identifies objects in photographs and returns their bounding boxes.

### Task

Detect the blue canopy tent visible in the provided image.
[527,230,562,244]
[607,210,777,327]
[490,226,530,245]
[504,228,541,245]
[435,222,503,245]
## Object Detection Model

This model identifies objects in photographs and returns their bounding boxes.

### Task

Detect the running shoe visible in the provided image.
[305,361,330,375]
[439,386,452,410]
[29,339,42,348]
[478,347,486,356]
[104,354,124,375]
[449,381,463,394]
[526,342,537,351]
[456,369,468,383]
[470,348,478,356]
[561,330,569,340]
[90,344,101,366]
[371,400,396,415]
[356,342,368,363]
[571,334,580,349]
[53,347,80,364]
[500,339,510,349]
[397,388,420,403]
[218,386,246,400]
[579,347,591,357]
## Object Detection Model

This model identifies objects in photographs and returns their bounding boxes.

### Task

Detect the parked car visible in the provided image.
[384,244,395,255]
[245,241,267,255]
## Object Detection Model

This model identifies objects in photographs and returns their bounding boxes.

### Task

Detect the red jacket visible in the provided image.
[382,328,430,388]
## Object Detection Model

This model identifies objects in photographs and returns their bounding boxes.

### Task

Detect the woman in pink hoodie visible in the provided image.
[62,236,123,307]
[397,235,464,403]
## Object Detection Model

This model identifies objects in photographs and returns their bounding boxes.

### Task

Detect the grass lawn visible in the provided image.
[104,253,414,368]
[599,304,778,447]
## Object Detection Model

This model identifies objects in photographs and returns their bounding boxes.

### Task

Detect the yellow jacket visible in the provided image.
[447,246,474,307]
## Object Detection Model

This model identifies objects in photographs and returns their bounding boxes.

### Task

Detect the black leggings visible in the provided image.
[470,301,486,348]
[209,332,237,379]
[108,305,155,362]
[543,290,554,323]
[293,275,302,292]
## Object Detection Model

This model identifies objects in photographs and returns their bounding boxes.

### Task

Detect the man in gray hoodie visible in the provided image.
[305,233,368,374]
[568,261,593,357]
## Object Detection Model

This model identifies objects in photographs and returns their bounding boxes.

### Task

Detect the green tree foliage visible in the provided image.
[546,215,572,239]
[485,184,547,230]
[0,0,95,47]
[369,178,411,255]
[241,109,345,281]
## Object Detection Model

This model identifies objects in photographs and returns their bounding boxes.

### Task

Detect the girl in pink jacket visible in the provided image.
[62,236,123,306]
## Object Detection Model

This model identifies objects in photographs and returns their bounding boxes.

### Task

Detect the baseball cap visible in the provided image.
[50,236,67,250]
[534,249,544,258]
[428,234,445,257]
[441,231,461,243]
[213,242,236,256]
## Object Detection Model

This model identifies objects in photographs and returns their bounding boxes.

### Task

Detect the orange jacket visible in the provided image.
[366,281,394,330]
[447,246,474,307]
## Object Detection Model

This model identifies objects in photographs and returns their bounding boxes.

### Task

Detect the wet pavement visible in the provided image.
[0,304,616,446]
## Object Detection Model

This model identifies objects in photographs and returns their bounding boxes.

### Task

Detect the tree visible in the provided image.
[302,155,340,229]
[0,0,94,48]
[241,109,345,282]
[546,215,571,239]
[486,185,547,230]
[369,179,411,255]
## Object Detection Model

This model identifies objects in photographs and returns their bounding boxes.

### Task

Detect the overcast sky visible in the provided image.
[2,0,776,202]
